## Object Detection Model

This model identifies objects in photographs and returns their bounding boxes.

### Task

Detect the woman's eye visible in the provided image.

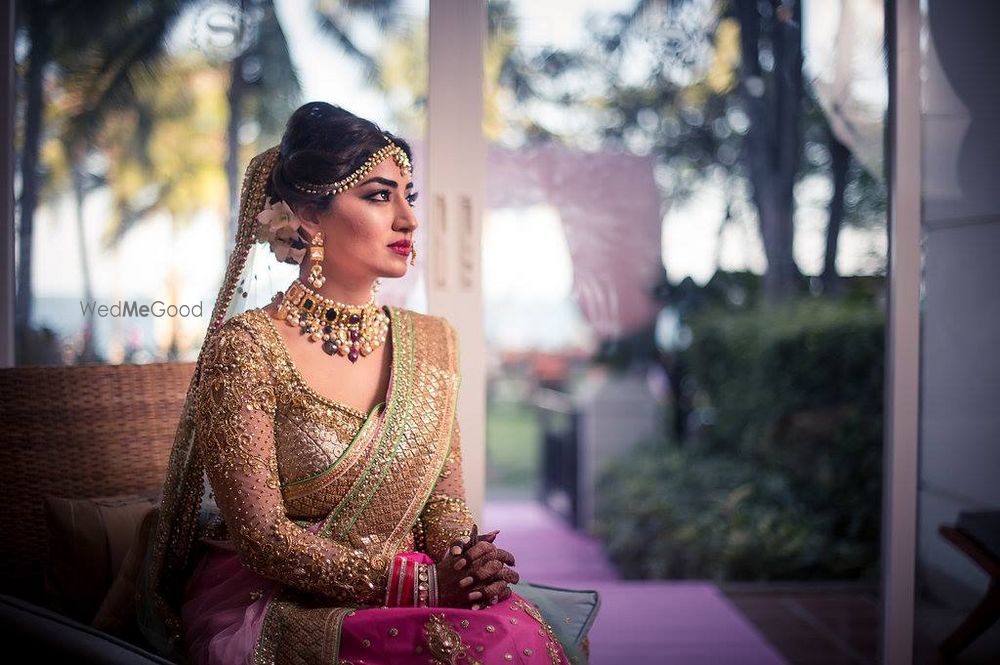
[367,189,418,206]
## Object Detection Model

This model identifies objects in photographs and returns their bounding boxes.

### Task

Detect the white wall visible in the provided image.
[917,0,1000,603]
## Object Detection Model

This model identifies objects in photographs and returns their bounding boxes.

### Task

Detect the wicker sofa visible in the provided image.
[0,362,194,663]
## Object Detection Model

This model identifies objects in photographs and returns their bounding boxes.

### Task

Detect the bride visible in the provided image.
[136,101,592,664]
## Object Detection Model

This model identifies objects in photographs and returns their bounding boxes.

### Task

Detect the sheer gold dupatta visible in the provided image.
[137,146,281,660]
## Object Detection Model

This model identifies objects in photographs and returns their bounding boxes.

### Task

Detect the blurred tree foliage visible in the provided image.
[15,0,192,361]
[15,0,409,363]
[596,438,879,581]
[480,0,886,301]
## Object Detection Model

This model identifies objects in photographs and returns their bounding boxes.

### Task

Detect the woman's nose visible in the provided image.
[396,198,418,230]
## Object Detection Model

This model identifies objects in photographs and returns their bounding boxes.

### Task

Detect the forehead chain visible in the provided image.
[292,137,412,196]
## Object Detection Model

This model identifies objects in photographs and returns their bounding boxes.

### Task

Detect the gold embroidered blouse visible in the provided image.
[193,307,473,607]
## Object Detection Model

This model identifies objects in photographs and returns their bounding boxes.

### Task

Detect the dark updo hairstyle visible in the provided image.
[267,101,414,230]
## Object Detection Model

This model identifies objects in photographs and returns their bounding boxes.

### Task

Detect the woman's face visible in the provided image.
[302,156,419,284]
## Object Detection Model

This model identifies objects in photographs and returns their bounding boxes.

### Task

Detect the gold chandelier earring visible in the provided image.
[410,242,417,266]
[308,231,326,288]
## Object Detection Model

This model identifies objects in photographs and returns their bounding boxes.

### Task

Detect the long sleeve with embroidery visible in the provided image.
[416,414,475,562]
[194,321,390,605]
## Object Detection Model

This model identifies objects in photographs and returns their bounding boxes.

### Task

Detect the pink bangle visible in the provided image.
[387,555,417,607]
[386,552,436,607]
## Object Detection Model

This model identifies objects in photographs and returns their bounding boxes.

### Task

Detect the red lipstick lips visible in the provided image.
[388,240,411,256]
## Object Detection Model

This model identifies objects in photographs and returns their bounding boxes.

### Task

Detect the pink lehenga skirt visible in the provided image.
[181,539,571,665]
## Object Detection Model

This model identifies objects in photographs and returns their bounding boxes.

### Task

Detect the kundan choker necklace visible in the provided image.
[274,279,389,363]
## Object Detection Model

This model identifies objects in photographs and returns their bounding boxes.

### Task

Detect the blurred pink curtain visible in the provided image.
[486,143,663,339]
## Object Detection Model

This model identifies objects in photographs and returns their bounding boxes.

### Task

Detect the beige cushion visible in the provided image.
[43,493,159,623]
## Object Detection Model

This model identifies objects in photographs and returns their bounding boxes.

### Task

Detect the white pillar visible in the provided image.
[881,1,922,663]
[427,0,487,522]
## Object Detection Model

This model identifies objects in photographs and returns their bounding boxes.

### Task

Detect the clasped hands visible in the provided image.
[435,524,519,609]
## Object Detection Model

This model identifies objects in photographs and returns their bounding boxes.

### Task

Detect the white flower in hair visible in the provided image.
[255,197,298,241]
[256,197,307,264]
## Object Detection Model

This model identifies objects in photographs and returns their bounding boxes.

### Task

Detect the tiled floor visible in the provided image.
[724,583,1000,664]
[722,585,880,665]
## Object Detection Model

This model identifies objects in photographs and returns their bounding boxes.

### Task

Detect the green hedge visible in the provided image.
[594,299,884,581]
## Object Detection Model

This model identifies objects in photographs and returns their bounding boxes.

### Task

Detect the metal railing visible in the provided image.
[535,388,581,528]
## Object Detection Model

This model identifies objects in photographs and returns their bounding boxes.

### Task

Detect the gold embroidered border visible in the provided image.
[514,598,567,665]
[255,588,353,664]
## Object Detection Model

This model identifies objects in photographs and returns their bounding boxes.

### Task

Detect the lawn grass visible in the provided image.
[486,401,541,491]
